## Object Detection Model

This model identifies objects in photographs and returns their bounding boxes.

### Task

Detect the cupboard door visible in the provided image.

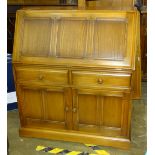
[17,84,72,130]
[72,89,131,138]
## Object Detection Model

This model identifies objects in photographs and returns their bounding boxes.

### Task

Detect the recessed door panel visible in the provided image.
[44,88,72,130]
[22,88,42,119]
[45,90,65,122]
[22,18,51,57]
[56,19,87,58]
[101,96,122,128]
[94,19,127,60]
[78,94,98,125]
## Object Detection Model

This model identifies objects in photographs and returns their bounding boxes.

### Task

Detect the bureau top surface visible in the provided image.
[13,8,139,70]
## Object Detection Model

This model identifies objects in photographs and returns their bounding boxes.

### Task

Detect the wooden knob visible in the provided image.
[72,107,77,113]
[97,78,103,84]
[65,107,69,112]
[39,75,44,80]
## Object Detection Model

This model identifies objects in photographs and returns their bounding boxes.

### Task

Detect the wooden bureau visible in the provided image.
[13,8,141,149]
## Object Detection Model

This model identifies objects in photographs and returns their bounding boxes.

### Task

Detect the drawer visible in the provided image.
[72,71,131,88]
[15,67,68,85]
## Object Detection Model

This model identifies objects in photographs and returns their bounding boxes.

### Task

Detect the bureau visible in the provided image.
[13,8,141,149]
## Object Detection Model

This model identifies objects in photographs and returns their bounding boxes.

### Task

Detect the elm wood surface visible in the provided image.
[13,10,137,69]
[131,9,141,98]
[15,67,68,85]
[19,127,131,149]
[13,8,141,149]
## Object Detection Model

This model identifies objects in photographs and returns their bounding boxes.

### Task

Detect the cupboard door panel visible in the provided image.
[23,89,42,119]
[44,88,72,129]
[16,85,44,126]
[72,89,101,134]
[21,87,42,120]
[101,96,122,128]
[77,94,98,125]
[72,89,99,131]
[45,91,65,122]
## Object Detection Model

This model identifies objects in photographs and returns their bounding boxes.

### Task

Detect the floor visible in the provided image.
[7,82,147,155]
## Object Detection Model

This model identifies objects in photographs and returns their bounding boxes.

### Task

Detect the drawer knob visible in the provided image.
[72,107,77,113]
[97,78,103,84]
[39,75,44,80]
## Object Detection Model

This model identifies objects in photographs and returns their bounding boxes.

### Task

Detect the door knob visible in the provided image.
[72,107,77,113]
[65,107,69,112]
[39,75,44,80]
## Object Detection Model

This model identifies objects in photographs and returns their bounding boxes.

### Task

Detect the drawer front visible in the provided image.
[15,67,68,85]
[72,71,131,88]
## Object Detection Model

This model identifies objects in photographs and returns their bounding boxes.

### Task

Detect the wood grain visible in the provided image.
[19,127,131,149]
[72,71,131,88]
[13,8,140,149]
[15,67,68,85]
[13,10,137,70]
[57,19,87,58]
[22,18,51,57]
[94,19,127,60]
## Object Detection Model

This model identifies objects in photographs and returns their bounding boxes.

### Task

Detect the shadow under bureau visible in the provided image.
[13,8,141,149]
